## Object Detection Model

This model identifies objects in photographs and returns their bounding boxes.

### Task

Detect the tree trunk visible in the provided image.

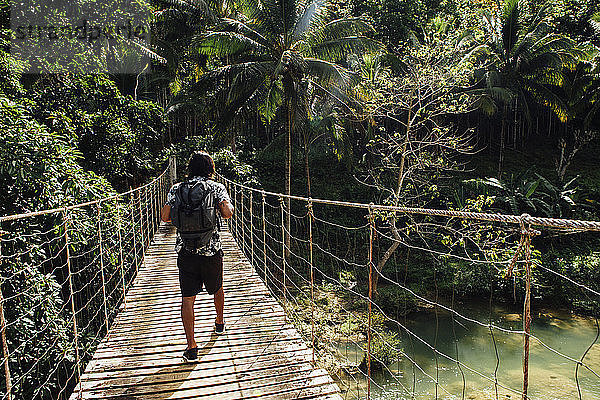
[304,144,311,197]
[283,74,294,262]
[230,130,237,153]
[498,107,506,179]
[373,98,413,294]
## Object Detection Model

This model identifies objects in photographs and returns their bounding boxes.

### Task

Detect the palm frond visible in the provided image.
[488,86,514,104]
[525,81,569,122]
[158,0,215,18]
[121,36,167,64]
[501,0,521,56]
[477,94,498,116]
[236,0,283,36]
[308,36,381,62]
[310,17,375,42]
[220,18,273,48]
[530,68,565,87]
[258,79,284,123]
[193,31,268,56]
[305,58,356,88]
[189,60,274,93]
[292,0,328,40]
[460,43,492,65]
[591,12,600,35]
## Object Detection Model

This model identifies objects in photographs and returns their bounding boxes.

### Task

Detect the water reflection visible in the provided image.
[335,304,600,400]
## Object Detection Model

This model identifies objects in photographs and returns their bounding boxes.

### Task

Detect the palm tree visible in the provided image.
[188,0,377,255]
[556,50,600,180]
[464,0,580,176]
[301,96,350,197]
[152,0,234,137]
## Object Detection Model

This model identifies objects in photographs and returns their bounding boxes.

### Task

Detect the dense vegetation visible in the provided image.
[1,0,600,395]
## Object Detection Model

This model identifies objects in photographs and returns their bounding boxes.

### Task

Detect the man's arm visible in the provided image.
[161,204,171,223]
[218,200,234,219]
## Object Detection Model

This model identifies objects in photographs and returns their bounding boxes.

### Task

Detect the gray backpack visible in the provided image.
[170,180,217,247]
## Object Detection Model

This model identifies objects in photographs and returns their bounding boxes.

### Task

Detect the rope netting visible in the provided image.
[1,157,599,400]
[0,159,175,400]
[217,175,600,400]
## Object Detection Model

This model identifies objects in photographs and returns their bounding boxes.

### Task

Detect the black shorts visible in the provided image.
[177,249,223,297]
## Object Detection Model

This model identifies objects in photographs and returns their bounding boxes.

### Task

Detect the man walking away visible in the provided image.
[161,152,233,362]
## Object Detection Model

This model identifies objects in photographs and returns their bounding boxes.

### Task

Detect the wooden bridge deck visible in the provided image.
[70,224,342,400]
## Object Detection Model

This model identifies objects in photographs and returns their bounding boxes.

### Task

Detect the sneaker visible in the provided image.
[182,347,198,362]
[215,322,225,335]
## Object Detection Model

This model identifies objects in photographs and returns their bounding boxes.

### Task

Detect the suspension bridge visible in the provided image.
[1,159,600,400]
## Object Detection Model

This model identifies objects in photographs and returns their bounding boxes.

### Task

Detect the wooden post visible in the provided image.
[137,190,146,269]
[233,184,238,240]
[227,182,232,232]
[240,188,245,256]
[279,196,286,303]
[96,204,109,334]
[367,206,374,400]
[308,199,315,365]
[116,207,126,304]
[522,224,534,400]
[169,156,177,187]
[261,192,267,283]
[130,191,140,278]
[143,187,150,248]
[151,179,157,238]
[0,230,12,400]
[250,191,254,268]
[63,209,82,399]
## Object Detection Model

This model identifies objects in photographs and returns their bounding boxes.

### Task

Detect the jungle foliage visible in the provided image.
[1,0,600,391]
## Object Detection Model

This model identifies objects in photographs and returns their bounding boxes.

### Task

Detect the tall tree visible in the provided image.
[189,0,377,255]
[464,0,580,176]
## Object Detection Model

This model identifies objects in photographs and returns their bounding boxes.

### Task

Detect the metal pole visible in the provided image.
[262,192,267,283]
[0,229,12,400]
[250,191,254,268]
[367,207,374,400]
[96,204,109,334]
[308,199,315,365]
[279,196,286,304]
[63,208,82,399]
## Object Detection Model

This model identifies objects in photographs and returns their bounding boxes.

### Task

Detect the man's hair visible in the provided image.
[187,151,215,179]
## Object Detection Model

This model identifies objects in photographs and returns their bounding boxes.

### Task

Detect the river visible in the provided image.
[335,303,600,400]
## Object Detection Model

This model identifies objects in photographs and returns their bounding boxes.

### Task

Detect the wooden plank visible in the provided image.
[70,224,341,400]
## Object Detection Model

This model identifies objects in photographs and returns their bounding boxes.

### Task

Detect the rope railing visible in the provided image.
[0,159,175,400]
[216,174,600,400]
[1,158,598,400]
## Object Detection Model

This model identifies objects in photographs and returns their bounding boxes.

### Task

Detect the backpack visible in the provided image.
[170,180,217,248]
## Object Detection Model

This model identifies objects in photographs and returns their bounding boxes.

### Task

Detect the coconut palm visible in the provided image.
[555,50,600,180]
[464,0,580,176]
[187,0,378,254]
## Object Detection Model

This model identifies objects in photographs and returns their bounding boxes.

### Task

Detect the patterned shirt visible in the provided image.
[165,177,231,255]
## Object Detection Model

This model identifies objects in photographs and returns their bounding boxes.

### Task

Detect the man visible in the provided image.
[161,152,233,362]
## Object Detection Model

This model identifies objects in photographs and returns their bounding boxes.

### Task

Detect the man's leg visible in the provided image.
[214,287,224,324]
[181,296,197,349]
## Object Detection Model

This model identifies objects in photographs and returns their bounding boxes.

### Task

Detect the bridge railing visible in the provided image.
[0,159,175,400]
[216,175,600,400]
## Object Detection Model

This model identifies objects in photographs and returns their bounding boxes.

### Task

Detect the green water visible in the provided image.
[336,304,600,400]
